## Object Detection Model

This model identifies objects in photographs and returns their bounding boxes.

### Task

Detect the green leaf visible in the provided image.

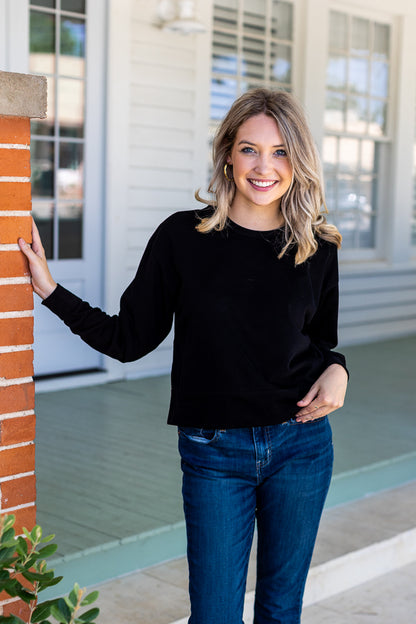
[0,546,17,563]
[1,515,16,533]
[37,574,63,589]
[31,525,43,542]
[68,586,79,606]
[22,527,32,541]
[32,599,58,622]
[2,527,16,543]
[22,569,54,583]
[38,543,58,558]
[80,590,99,606]
[16,536,28,557]
[77,607,100,622]
[40,534,55,544]
[50,598,72,623]
[0,616,27,624]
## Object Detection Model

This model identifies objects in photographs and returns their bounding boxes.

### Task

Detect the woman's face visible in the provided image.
[227,113,293,215]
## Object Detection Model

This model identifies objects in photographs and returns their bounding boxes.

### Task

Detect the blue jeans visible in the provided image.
[178,418,333,624]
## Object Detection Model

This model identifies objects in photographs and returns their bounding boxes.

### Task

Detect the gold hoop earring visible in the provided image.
[224,163,233,182]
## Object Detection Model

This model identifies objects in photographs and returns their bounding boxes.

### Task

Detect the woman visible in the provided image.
[20,88,348,624]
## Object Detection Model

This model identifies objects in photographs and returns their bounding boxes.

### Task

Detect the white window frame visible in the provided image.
[323,4,394,262]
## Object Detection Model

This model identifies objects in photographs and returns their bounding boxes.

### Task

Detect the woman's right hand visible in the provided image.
[18,218,57,300]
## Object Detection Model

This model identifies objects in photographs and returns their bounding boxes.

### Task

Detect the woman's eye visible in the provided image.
[275,149,287,158]
[241,147,255,153]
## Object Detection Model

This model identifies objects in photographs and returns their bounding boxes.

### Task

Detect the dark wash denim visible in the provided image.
[178,418,333,624]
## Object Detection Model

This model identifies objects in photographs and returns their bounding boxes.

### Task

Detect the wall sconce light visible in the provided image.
[157,0,206,35]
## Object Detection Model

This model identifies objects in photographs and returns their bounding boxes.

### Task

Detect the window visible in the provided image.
[29,0,87,259]
[413,113,416,247]
[211,0,294,126]
[323,11,391,252]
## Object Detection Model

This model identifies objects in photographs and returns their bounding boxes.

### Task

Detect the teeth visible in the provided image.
[249,179,276,188]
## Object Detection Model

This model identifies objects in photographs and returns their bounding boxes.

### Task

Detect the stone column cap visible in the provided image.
[0,71,47,119]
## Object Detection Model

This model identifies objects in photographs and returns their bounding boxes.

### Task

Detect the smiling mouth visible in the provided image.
[248,179,278,189]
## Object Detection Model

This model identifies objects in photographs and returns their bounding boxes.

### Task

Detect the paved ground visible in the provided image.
[93,480,416,624]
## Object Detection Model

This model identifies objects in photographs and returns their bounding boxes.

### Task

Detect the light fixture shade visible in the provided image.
[161,0,206,35]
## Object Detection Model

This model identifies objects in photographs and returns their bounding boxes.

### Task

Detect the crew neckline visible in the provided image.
[227,217,285,239]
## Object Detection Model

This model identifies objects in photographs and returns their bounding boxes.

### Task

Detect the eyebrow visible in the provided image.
[237,140,285,148]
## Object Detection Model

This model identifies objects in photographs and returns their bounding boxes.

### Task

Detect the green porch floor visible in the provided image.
[35,335,416,594]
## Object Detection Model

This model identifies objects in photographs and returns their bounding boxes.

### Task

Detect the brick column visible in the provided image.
[0,71,47,621]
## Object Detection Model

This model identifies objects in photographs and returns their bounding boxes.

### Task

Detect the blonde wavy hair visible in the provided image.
[196,88,341,264]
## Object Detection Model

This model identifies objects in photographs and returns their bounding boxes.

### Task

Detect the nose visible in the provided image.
[254,154,272,175]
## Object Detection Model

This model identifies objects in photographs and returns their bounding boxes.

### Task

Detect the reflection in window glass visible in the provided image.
[58,143,83,200]
[324,92,346,132]
[59,78,84,137]
[59,203,83,259]
[29,11,56,75]
[271,0,293,40]
[242,37,265,79]
[32,202,54,259]
[271,44,291,84]
[31,141,55,198]
[329,11,348,51]
[243,0,266,36]
[374,23,390,60]
[61,17,85,60]
[369,99,387,136]
[34,0,55,8]
[347,96,368,134]
[62,0,86,12]
[351,17,369,55]
[327,55,347,90]
[371,61,389,98]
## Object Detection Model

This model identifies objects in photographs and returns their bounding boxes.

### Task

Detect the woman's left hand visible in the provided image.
[295,363,348,423]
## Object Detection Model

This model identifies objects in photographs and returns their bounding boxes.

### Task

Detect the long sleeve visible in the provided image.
[304,243,348,375]
[42,220,179,363]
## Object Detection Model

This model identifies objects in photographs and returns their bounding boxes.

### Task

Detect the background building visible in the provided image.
[1,0,415,386]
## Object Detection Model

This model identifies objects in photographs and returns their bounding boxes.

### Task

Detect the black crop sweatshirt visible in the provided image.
[43,208,347,428]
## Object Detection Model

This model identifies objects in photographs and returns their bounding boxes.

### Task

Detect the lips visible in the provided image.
[248,179,278,189]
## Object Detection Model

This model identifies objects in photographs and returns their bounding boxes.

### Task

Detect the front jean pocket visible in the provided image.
[178,427,221,444]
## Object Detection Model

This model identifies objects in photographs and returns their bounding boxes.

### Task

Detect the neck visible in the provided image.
[228,203,284,231]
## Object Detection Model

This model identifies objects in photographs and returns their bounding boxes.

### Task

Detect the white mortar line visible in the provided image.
[169,528,416,624]
[0,277,31,285]
[0,471,35,483]
[0,244,21,251]
[0,376,33,387]
[0,345,33,354]
[0,311,34,320]
[0,441,34,451]
[0,144,30,150]
[0,411,35,421]
[0,177,31,183]
[0,501,35,514]
[0,211,32,217]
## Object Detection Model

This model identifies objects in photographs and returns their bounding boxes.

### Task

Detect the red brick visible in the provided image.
[0,415,36,446]
[0,149,30,177]
[2,598,32,620]
[0,216,32,244]
[0,444,35,478]
[0,251,30,278]
[0,117,30,145]
[0,351,34,379]
[0,317,33,347]
[0,284,33,312]
[0,475,36,510]
[0,181,31,211]
[0,383,35,416]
